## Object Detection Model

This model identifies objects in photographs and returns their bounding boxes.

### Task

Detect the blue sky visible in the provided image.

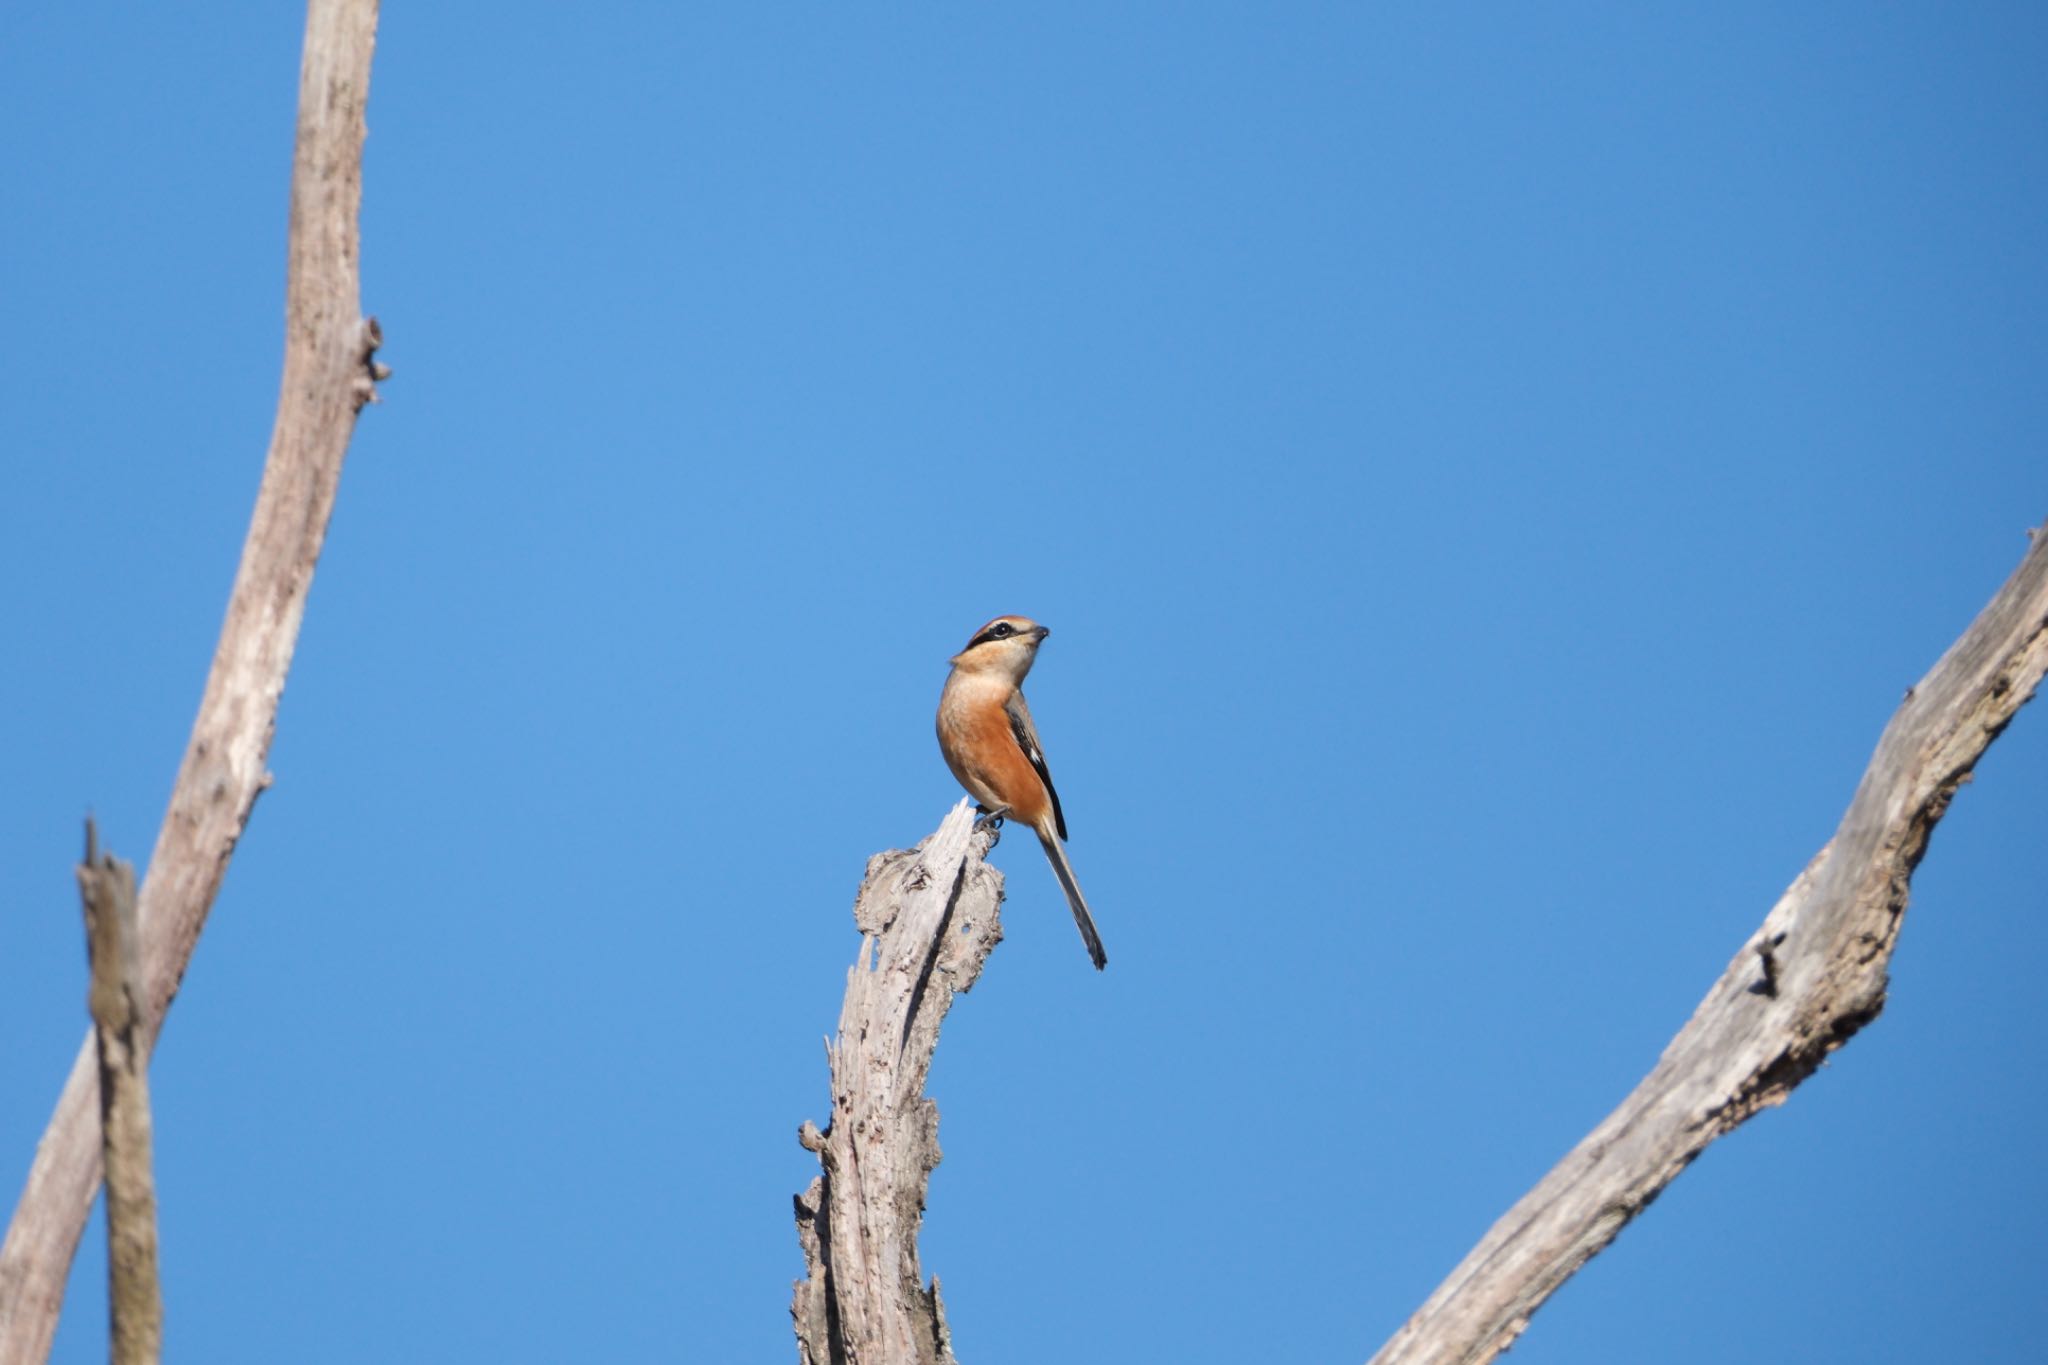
[4,5,2045,1362]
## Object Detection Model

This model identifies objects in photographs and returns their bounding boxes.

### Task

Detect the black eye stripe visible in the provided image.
[966,620,1022,649]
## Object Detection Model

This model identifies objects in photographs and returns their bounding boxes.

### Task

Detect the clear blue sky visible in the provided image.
[5,5,2045,1362]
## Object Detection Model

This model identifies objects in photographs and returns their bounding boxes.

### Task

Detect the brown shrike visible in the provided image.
[935,615,1107,970]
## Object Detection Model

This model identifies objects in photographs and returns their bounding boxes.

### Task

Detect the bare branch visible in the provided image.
[78,824,160,1365]
[792,801,1006,1365]
[0,4,382,1358]
[1371,522,2048,1365]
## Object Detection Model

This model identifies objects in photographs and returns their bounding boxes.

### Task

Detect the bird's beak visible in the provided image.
[1032,625,1051,641]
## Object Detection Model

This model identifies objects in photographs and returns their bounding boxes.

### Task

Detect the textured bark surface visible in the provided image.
[792,801,1005,1365]
[77,831,160,1365]
[1371,523,2048,1365]
[0,4,382,1360]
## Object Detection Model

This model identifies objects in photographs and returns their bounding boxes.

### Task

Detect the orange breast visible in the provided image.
[937,696,1051,829]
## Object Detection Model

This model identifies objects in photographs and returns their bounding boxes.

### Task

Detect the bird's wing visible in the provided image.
[1004,690,1067,841]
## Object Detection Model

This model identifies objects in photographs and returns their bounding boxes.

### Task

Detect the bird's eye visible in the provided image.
[990,622,1014,639]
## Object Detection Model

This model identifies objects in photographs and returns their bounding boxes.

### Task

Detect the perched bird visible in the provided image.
[936,615,1107,970]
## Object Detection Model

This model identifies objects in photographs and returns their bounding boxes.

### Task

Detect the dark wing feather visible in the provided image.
[1004,691,1067,841]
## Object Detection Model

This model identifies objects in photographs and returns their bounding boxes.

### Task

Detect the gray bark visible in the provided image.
[1371,522,2048,1365]
[77,827,160,1365]
[0,4,382,1359]
[792,801,1006,1365]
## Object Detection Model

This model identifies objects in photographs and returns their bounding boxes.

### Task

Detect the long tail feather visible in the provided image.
[1036,829,1107,970]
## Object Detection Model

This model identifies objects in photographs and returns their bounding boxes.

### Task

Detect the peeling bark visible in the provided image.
[792,802,1004,1365]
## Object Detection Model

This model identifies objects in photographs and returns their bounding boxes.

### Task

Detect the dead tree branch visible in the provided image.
[0,4,382,1358]
[1371,521,2048,1365]
[77,824,160,1365]
[792,801,1006,1365]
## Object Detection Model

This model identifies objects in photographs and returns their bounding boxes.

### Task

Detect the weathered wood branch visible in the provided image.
[792,801,1006,1365]
[77,824,160,1365]
[0,4,381,1359]
[1371,522,2048,1365]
